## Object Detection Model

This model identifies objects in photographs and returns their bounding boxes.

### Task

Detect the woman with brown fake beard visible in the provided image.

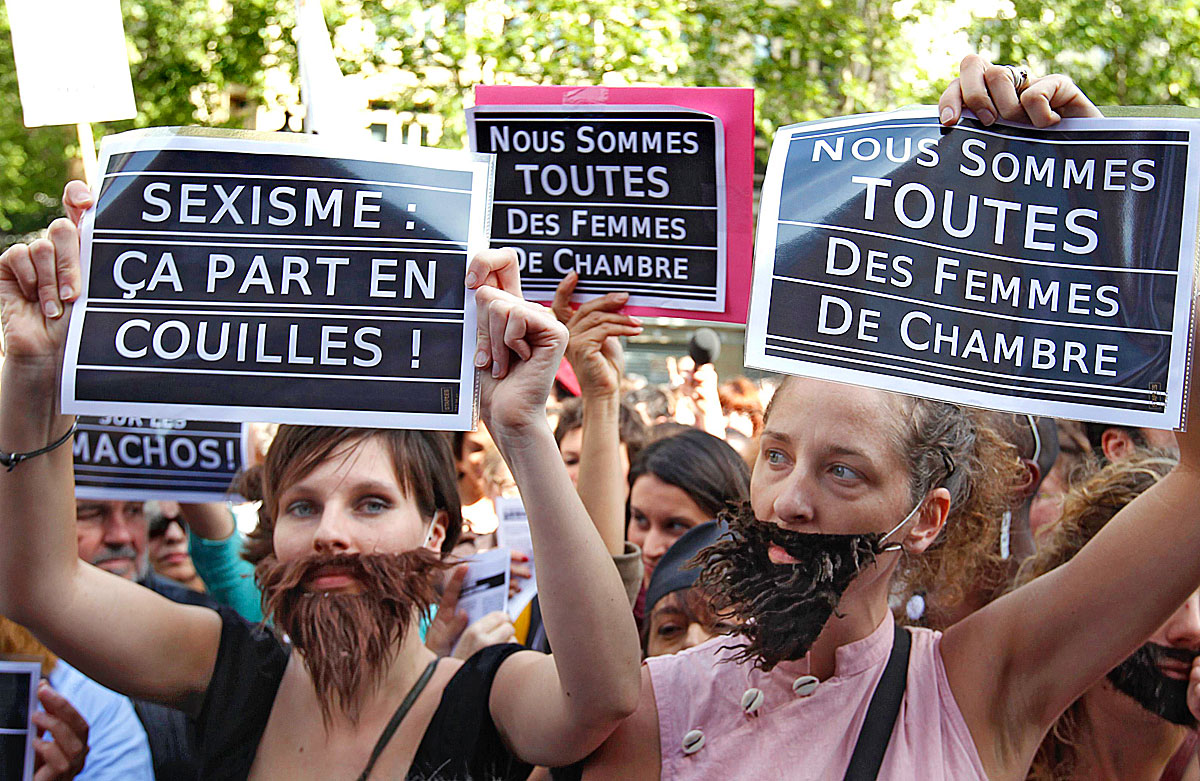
[1016,452,1200,781]
[573,59,1200,781]
[0,212,641,777]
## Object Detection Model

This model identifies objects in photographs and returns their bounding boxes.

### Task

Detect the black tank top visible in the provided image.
[194,605,532,780]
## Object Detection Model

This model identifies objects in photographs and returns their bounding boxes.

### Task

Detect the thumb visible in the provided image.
[439,564,468,614]
[551,271,579,324]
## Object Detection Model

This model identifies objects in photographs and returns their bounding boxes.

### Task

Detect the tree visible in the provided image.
[970,0,1200,107]
[0,0,288,238]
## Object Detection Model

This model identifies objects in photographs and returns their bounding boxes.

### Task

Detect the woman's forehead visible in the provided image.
[286,436,399,491]
[767,378,904,439]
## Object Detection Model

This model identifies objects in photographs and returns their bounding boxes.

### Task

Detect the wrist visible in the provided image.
[582,390,620,411]
[1,356,61,392]
[492,419,556,461]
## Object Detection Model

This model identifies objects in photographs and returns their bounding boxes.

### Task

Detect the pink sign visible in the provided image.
[471,85,754,323]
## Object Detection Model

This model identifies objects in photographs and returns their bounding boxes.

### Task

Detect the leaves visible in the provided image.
[970,0,1200,108]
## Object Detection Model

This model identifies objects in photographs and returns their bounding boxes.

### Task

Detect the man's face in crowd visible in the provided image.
[75,500,149,580]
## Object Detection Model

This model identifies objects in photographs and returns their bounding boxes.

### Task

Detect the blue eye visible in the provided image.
[285,500,316,517]
[830,464,861,480]
[360,498,390,514]
[764,449,787,465]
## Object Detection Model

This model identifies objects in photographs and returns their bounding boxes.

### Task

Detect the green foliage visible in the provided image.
[0,0,286,239]
[970,0,1200,107]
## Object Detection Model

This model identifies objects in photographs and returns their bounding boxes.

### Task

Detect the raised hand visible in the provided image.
[551,272,641,399]
[939,53,1102,128]
[474,284,567,438]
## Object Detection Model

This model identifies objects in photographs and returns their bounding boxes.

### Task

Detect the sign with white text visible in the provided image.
[0,660,38,781]
[5,0,136,127]
[73,416,246,502]
[747,110,1200,428]
[63,128,493,430]
[469,87,754,320]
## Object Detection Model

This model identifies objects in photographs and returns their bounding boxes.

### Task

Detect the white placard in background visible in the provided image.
[495,496,537,621]
[457,546,510,629]
[6,0,136,127]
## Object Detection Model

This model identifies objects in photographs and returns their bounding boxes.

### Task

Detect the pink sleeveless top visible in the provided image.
[645,614,987,780]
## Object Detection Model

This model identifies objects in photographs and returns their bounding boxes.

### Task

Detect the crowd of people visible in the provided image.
[2,55,1199,781]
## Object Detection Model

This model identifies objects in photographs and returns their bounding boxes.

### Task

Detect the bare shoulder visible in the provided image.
[582,666,661,781]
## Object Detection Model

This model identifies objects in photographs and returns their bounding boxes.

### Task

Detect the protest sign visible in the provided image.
[73,416,246,502]
[5,0,136,127]
[0,660,38,781]
[63,128,493,430]
[494,496,537,621]
[457,546,510,629]
[747,109,1200,429]
[469,86,754,321]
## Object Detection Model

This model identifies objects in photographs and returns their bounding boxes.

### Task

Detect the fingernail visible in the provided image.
[940,107,954,124]
[474,349,488,367]
[630,316,642,325]
[615,292,629,301]
[465,271,478,287]
[977,108,995,125]
[44,300,61,319]
[59,284,73,300]
[492,364,502,379]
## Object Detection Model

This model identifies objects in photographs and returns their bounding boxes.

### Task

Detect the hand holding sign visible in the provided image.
[939,54,1101,128]
[474,285,568,438]
[0,213,82,371]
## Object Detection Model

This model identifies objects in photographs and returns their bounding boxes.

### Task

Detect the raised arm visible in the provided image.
[468,283,641,766]
[932,56,1200,776]
[0,183,220,712]
[551,272,642,555]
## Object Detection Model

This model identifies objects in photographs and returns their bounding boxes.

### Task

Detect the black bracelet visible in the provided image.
[0,421,78,472]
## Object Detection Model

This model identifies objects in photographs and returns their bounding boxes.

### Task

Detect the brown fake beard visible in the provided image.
[696,502,882,671]
[255,550,448,726]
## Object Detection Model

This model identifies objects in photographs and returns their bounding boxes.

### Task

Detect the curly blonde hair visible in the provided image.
[889,397,1026,620]
[1012,451,1176,781]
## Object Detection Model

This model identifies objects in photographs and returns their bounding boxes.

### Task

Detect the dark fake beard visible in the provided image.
[696,502,882,671]
[1107,643,1198,727]
[255,550,447,726]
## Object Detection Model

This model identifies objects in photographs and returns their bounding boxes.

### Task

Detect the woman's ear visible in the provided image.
[423,510,449,552]
[905,487,951,554]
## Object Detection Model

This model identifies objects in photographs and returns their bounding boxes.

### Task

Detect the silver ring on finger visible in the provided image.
[1005,64,1031,93]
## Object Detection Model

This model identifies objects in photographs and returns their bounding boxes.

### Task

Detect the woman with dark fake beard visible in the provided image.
[1015,452,1200,781]
[574,60,1200,781]
[0,216,641,778]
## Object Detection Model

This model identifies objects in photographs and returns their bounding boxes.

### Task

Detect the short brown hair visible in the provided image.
[238,427,462,564]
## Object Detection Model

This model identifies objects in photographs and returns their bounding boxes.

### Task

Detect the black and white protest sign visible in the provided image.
[747,110,1200,428]
[63,128,493,430]
[0,660,39,781]
[468,105,726,311]
[73,416,245,502]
